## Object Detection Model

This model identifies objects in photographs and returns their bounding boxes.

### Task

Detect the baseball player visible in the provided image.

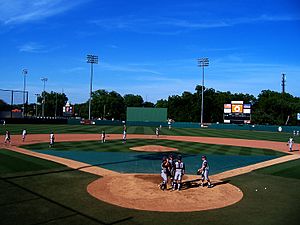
[172,155,185,191]
[22,129,27,142]
[101,130,106,143]
[198,155,213,188]
[287,137,294,152]
[167,119,172,130]
[168,153,175,186]
[122,125,127,144]
[155,127,160,138]
[159,156,169,191]
[4,130,11,144]
[49,132,55,148]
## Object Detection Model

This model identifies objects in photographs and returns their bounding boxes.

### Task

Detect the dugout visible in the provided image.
[126,107,167,123]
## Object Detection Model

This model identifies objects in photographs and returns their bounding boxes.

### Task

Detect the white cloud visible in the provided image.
[18,42,45,53]
[90,14,300,34]
[0,0,86,25]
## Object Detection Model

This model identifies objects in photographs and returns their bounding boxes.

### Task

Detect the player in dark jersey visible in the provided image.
[159,156,169,190]
[167,154,175,186]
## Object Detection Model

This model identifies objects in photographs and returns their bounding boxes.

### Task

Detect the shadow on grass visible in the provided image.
[1,175,134,225]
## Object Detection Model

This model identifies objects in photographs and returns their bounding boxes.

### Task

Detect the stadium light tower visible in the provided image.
[198,58,209,126]
[41,77,48,117]
[86,54,98,120]
[35,93,40,117]
[22,69,28,117]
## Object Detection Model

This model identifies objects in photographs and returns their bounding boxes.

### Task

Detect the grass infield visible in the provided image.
[0,149,299,225]
[21,139,286,174]
[22,139,286,156]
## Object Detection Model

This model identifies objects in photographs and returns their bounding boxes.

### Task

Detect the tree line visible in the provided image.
[1,86,299,125]
[73,86,300,125]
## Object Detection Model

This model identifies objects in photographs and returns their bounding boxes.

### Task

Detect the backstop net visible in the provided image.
[0,89,28,118]
[126,107,167,122]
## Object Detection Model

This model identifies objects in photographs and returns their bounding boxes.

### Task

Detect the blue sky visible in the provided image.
[0,0,299,104]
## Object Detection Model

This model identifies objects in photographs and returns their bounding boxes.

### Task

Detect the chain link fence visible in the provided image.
[0,89,28,118]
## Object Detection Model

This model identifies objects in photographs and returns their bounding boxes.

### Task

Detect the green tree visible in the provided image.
[155,99,168,108]
[252,90,300,125]
[0,99,10,111]
[89,89,125,120]
[124,94,144,107]
[142,101,155,107]
[38,91,68,117]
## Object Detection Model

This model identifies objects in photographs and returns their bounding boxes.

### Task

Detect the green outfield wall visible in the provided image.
[126,107,167,122]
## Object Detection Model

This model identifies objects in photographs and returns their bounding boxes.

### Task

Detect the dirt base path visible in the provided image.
[1,133,299,212]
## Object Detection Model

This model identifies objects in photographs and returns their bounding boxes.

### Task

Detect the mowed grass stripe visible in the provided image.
[0,149,65,175]
[21,139,286,157]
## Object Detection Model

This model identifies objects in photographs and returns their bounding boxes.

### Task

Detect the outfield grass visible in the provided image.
[0,149,66,177]
[22,139,286,157]
[1,123,298,142]
[0,150,299,225]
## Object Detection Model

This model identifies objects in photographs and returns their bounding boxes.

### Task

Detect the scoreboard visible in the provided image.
[223,101,251,124]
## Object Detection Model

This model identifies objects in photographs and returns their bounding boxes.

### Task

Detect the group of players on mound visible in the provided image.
[159,154,213,191]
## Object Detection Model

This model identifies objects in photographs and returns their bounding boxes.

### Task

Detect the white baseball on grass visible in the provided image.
[255,189,258,192]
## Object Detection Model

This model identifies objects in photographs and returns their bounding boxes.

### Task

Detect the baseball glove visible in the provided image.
[196,169,202,175]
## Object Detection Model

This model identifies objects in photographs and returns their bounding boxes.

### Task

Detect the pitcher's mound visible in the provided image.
[87,174,243,212]
[130,145,178,152]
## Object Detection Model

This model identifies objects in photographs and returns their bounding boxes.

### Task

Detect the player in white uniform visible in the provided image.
[167,119,172,130]
[155,127,160,138]
[22,129,27,142]
[287,137,294,152]
[122,125,127,144]
[172,155,185,191]
[4,130,11,144]
[101,130,106,143]
[198,155,213,188]
[49,132,55,148]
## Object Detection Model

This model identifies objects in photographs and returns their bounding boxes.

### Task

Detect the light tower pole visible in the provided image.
[281,73,286,94]
[41,77,48,117]
[86,54,98,120]
[22,69,28,117]
[35,93,40,117]
[197,58,209,126]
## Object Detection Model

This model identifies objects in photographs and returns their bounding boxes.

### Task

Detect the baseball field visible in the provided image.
[0,124,300,225]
